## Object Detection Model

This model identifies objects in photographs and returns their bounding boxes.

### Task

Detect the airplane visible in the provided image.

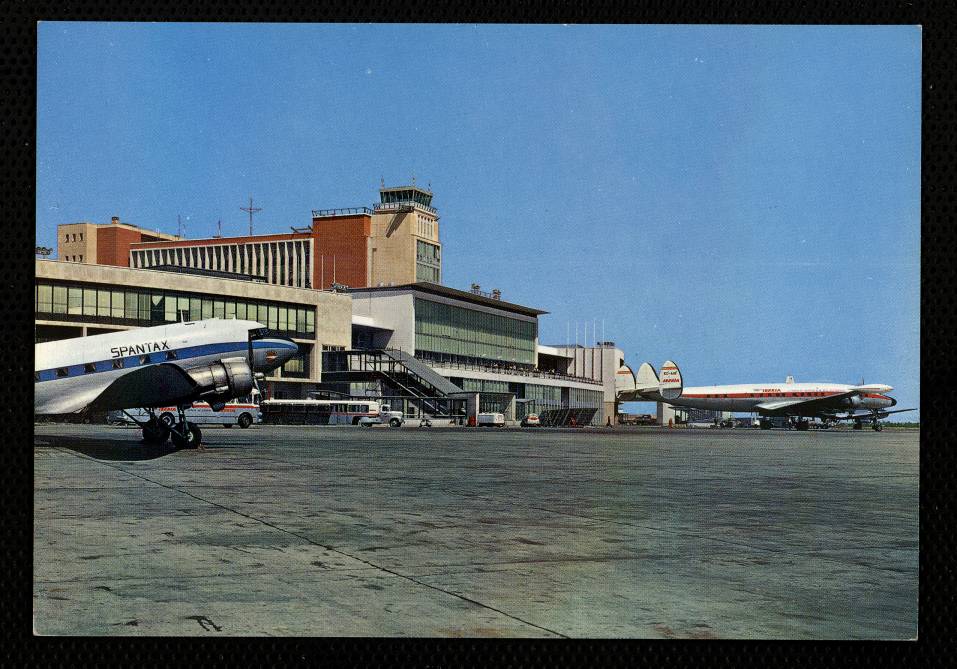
[35,318,298,448]
[616,361,916,431]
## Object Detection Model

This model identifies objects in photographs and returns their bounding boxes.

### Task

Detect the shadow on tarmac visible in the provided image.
[34,434,179,461]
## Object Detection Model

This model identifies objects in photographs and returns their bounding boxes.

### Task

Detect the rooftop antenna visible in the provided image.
[240,197,262,236]
[380,176,385,188]
[213,220,222,238]
[177,214,186,238]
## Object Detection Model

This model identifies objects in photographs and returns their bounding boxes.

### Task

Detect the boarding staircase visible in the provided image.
[321,348,465,417]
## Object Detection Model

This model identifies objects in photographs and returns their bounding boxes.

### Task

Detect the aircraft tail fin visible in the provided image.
[615,363,637,394]
[635,362,659,392]
[659,360,683,400]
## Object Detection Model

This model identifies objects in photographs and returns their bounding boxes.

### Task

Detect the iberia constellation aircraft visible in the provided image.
[616,361,916,431]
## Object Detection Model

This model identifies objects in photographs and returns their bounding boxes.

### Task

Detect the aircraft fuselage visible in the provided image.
[672,383,896,415]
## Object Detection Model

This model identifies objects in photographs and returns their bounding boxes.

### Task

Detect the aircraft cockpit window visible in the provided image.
[56,367,68,378]
[84,363,96,374]
[112,359,124,369]
[166,350,177,360]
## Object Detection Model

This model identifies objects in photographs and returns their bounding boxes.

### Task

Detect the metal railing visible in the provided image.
[373,201,438,215]
[312,207,374,217]
[420,356,604,386]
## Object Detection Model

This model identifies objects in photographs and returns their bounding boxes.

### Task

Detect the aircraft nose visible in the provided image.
[889,396,897,407]
[252,337,299,372]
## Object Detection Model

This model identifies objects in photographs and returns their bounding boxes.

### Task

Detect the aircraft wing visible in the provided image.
[829,408,918,421]
[86,362,200,412]
[754,390,859,416]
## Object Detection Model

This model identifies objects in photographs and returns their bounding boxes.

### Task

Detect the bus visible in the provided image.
[121,392,262,429]
[260,398,402,426]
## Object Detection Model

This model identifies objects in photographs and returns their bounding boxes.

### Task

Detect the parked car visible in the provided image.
[521,413,541,427]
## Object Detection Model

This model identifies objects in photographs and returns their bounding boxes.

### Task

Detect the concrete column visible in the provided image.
[466,393,480,424]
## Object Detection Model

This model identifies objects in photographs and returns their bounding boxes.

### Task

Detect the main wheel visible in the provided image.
[873,423,883,432]
[171,422,203,449]
[159,412,176,428]
[238,413,253,429]
[142,419,170,444]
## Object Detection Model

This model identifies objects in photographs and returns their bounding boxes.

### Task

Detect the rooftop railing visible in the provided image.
[373,201,438,215]
[312,207,374,218]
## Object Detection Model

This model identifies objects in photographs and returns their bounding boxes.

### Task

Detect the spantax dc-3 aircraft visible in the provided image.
[616,360,916,431]
[35,318,297,448]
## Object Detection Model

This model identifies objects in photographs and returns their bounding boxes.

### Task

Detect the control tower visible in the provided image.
[309,182,442,289]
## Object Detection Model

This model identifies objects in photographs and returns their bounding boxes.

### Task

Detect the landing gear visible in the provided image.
[872,419,883,432]
[166,404,204,449]
[853,420,863,430]
[171,421,202,448]
[141,415,170,444]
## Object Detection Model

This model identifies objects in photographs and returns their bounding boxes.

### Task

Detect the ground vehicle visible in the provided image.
[259,398,404,427]
[477,412,506,427]
[618,413,656,426]
[376,404,405,428]
[123,394,261,429]
[521,413,541,427]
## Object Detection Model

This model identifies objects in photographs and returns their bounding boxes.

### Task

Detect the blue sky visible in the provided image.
[37,23,921,418]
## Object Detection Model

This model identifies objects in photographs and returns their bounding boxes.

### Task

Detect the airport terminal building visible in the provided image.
[37,183,623,424]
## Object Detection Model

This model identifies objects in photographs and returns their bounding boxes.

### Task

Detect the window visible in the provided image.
[37,284,52,312]
[84,363,96,374]
[213,300,225,319]
[53,285,68,314]
[225,301,236,320]
[79,233,83,241]
[112,359,124,369]
[123,291,137,320]
[139,354,151,365]
[111,290,124,318]
[236,302,247,320]
[97,290,110,317]
[79,255,83,262]
[202,299,213,319]
[56,367,69,378]
[166,350,177,360]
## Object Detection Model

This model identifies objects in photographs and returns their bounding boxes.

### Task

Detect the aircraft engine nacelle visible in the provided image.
[185,357,254,405]
[844,395,865,409]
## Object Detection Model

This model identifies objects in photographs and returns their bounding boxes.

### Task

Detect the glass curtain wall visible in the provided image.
[36,280,316,339]
[414,298,536,366]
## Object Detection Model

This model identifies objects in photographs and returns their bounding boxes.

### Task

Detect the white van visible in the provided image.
[477,412,506,427]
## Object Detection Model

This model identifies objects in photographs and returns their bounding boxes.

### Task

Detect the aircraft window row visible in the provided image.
[35,281,316,336]
[39,347,188,381]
